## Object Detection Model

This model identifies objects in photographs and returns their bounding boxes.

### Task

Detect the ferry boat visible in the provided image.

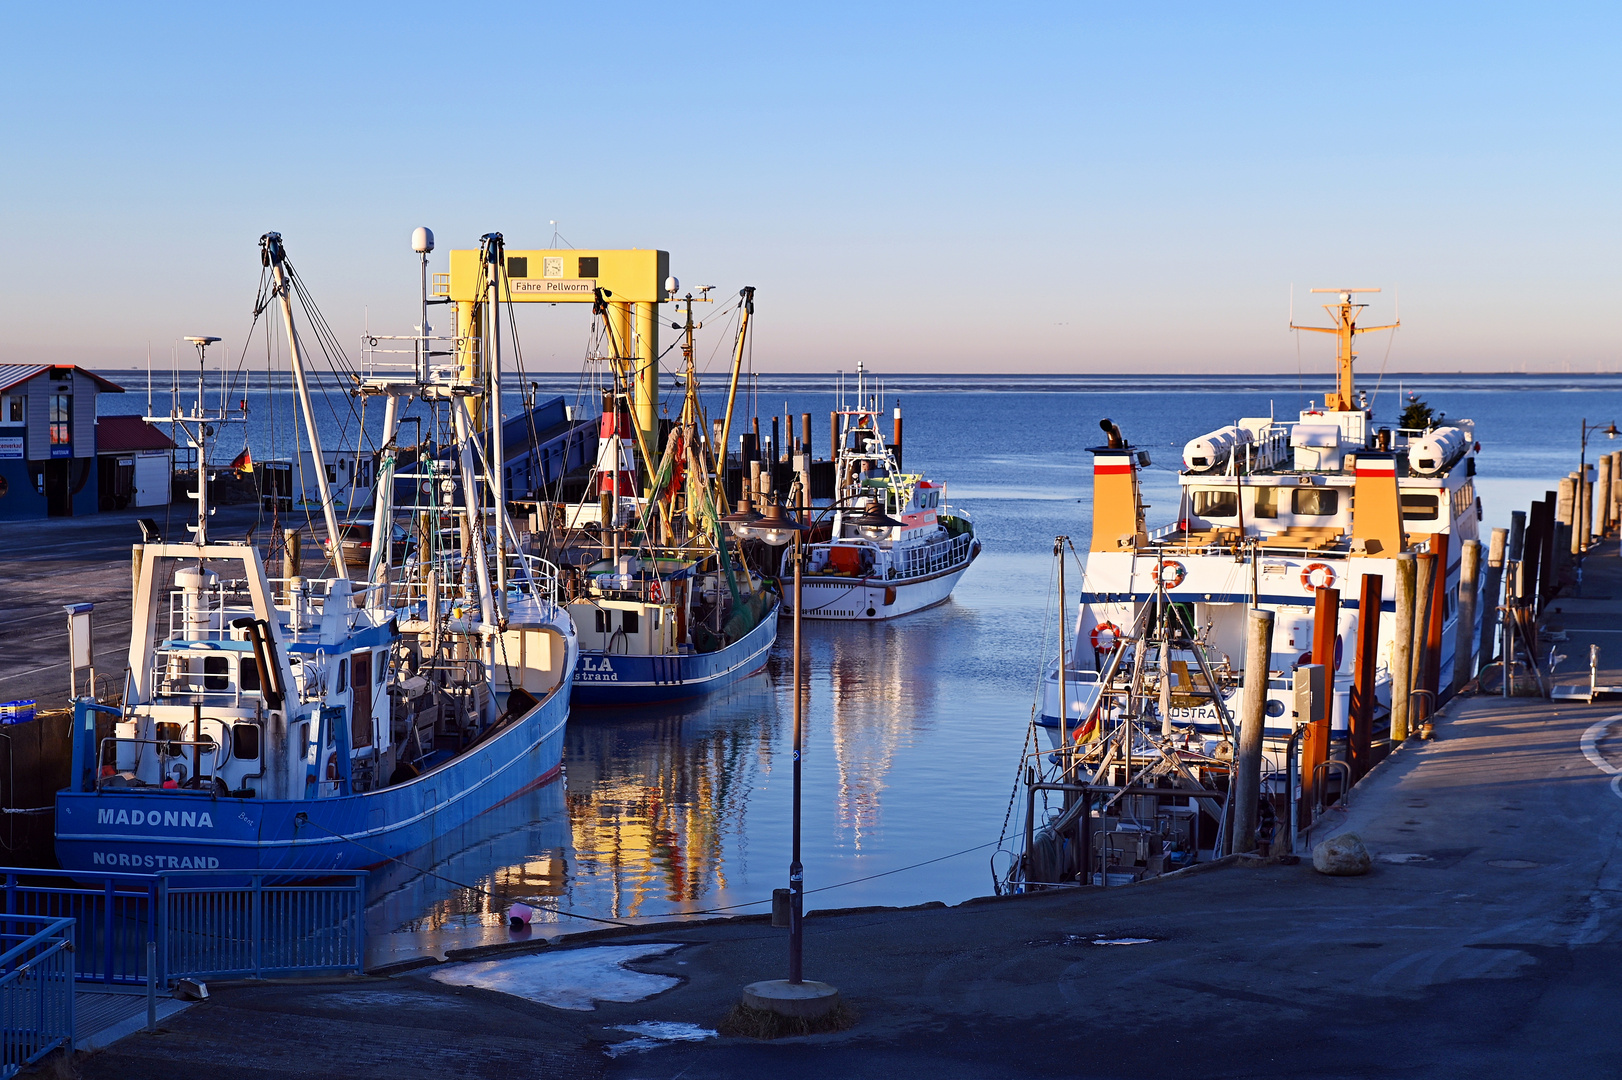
[1039,289,1479,760]
[793,372,980,620]
[1001,288,1482,893]
[56,230,576,875]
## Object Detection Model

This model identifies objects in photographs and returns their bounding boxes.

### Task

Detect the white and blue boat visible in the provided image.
[557,286,781,707]
[56,230,576,875]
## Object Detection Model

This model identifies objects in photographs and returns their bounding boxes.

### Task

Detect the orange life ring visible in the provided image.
[1090,621,1122,652]
[1156,559,1187,588]
[1300,562,1336,591]
[648,579,664,603]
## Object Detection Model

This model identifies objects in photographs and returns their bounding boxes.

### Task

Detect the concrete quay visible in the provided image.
[66,590,1622,1076]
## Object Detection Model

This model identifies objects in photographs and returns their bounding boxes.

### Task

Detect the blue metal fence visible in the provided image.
[0,916,76,1078]
[0,869,367,987]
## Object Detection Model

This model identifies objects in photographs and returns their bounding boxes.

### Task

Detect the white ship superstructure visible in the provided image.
[1042,291,1480,774]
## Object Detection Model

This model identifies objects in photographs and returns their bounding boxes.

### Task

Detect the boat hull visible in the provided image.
[54,685,570,877]
[794,541,978,621]
[571,598,780,706]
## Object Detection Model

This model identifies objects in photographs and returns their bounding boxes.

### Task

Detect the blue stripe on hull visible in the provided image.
[571,598,780,707]
[54,683,571,880]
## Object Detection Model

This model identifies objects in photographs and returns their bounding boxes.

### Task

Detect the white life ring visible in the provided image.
[1301,562,1336,591]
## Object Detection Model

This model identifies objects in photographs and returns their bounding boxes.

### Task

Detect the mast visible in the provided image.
[177,336,221,545]
[261,232,348,582]
[1291,288,1399,412]
[482,233,508,614]
[715,287,756,476]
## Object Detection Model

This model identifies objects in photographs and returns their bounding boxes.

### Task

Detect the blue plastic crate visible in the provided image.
[0,700,37,725]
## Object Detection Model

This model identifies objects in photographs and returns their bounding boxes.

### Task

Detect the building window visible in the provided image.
[1192,490,1238,518]
[1292,488,1340,516]
[0,395,22,426]
[49,395,70,446]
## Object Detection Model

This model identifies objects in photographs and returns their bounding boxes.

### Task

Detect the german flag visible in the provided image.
[230,447,253,474]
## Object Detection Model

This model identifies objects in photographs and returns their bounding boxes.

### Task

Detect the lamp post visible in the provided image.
[733,493,861,1019]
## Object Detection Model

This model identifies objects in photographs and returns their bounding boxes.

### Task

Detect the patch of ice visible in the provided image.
[604,1021,718,1057]
[1091,937,1155,946]
[428,943,683,1011]
[1378,853,1434,864]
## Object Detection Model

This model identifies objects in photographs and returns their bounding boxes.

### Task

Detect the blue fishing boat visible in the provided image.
[56,230,576,876]
[550,285,784,708]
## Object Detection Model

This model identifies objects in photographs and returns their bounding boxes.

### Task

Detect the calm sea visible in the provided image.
[98,370,1622,959]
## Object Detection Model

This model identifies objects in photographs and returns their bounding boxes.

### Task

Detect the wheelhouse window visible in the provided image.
[1401,493,1440,521]
[1253,487,1279,519]
[239,656,261,692]
[1292,488,1339,517]
[202,654,230,691]
[1192,490,1239,518]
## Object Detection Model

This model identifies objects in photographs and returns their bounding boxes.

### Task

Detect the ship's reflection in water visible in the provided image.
[367,578,1024,964]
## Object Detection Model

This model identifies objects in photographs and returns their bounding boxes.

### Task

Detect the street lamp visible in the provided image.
[734,496,840,1019]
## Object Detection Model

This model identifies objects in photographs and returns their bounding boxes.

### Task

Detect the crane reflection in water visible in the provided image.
[366,612,958,958]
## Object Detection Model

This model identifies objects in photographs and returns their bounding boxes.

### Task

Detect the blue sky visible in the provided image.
[2,3,1617,374]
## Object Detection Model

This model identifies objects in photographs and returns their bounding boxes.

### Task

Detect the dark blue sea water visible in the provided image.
[97,370,1622,957]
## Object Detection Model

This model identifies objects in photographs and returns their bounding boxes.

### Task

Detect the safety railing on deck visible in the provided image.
[0,915,75,1077]
[0,869,366,989]
[891,532,974,580]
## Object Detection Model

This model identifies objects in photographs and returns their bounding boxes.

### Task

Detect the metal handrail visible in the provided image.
[98,736,225,790]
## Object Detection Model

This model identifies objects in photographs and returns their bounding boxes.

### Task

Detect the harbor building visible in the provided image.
[0,365,124,520]
[93,415,176,511]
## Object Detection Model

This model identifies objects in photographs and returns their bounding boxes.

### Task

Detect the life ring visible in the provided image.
[1090,621,1122,652]
[1156,559,1187,588]
[648,579,664,603]
[1300,562,1336,591]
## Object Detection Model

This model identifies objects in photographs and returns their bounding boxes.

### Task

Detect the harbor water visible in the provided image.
[99,370,1622,961]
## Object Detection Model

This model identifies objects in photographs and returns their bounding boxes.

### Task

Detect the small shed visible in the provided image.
[0,365,124,520]
[95,416,176,510]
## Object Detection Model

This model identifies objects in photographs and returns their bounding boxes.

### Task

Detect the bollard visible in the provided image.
[1410,553,1437,732]
[1391,554,1418,742]
[1303,587,1340,814]
[1453,541,1481,693]
[1480,528,1507,671]
[1350,573,1382,781]
[1612,452,1622,528]
[1557,476,1576,527]
[1423,532,1450,705]
[282,528,301,579]
[1584,465,1596,547]
[1233,609,1273,855]
[1538,494,1558,605]
[1596,450,1609,535]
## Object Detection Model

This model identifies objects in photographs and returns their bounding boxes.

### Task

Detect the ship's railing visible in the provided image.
[890,531,974,580]
[148,646,258,707]
[100,736,225,789]
[0,869,366,990]
[0,914,75,1073]
[358,332,470,383]
[504,551,560,607]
